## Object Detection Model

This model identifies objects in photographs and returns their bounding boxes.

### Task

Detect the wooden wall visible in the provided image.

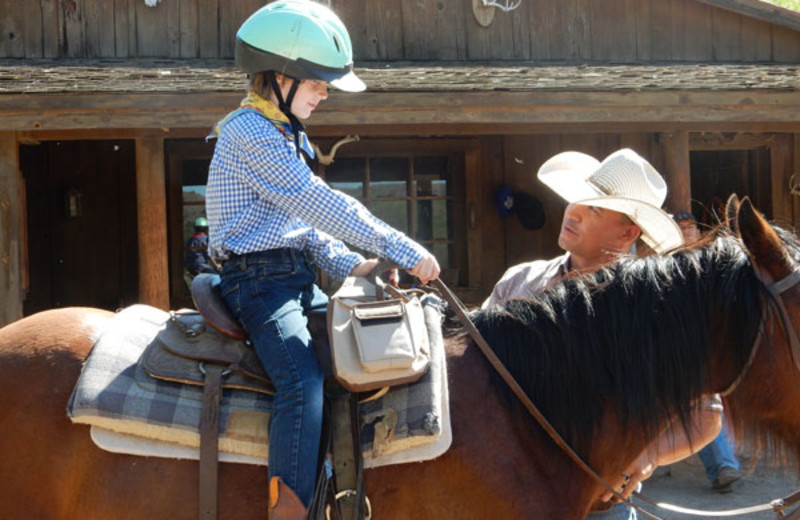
[3,0,799,62]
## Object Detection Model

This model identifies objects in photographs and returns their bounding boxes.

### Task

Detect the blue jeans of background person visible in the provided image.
[220,248,327,507]
[698,423,739,482]
[587,503,636,520]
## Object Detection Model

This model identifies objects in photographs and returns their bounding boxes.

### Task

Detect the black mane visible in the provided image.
[471,231,770,451]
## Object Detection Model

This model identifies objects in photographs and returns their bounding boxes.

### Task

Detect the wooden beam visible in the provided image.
[771,134,794,229]
[689,132,773,150]
[658,131,692,213]
[135,136,169,309]
[0,132,23,325]
[2,90,800,131]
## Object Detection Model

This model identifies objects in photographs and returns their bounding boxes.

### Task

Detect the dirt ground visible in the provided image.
[631,453,799,519]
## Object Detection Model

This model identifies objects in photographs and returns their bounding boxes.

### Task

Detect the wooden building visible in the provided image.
[1,0,800,325]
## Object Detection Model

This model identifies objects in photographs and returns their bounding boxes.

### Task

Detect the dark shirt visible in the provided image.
[184,232,215,276]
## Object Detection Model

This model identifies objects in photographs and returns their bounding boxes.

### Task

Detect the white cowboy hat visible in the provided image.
[537,148,684,253]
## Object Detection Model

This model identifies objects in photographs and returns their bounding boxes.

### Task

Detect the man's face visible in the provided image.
[558,203,640,263]
[678,220,701,243]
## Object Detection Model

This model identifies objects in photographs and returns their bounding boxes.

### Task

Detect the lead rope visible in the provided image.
[430,278,663,520]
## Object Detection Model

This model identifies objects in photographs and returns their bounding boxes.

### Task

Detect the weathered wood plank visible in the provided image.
[739,18,773,61]
[21,0,44,58]
[198,0,220,58]
[178,0,199,58]
[0,131,23,326]
[351,0,404,60]
[85,0,116,57]
[0,1,26,58]
[132,0,169,56]
[683,0,712,60]
[589,0,638,61]
[112,0,130,57]
[219,0,263,59]
[772,25,800,63]
[135,136,169,309]
[648,0,674,60]
[634,0,652,61]
[40,0,61,57]
[710,8,742,61]
[62,0,86,57]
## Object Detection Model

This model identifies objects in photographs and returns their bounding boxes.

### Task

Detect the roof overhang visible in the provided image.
[2,60,800,135]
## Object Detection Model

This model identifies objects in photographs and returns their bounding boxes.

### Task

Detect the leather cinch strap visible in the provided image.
[199,363,226,520]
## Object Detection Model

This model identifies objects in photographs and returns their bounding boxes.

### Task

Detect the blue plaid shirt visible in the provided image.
[206,110,426,280]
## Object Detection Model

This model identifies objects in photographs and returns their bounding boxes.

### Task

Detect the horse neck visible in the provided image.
[443,337,630,519]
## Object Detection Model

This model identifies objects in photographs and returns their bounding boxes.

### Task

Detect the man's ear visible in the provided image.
[621,224,641,244]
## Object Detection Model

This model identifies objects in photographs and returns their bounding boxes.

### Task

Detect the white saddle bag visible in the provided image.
[328,276,431,392]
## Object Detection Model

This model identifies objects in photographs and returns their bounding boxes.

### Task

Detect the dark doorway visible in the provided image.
[689,148,772,228]
[21,140,139,315]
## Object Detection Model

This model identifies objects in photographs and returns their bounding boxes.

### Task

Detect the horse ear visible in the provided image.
[736,196,794,280]
[724,194,740,235]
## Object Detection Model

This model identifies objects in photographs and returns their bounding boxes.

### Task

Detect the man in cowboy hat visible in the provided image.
[483,149,723,519]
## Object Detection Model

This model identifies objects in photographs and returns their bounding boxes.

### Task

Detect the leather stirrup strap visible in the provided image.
[199,363,226,520]
[330,390,364,520]
[430,279,660,519]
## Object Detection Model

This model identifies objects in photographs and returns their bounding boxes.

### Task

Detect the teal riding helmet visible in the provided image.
[235,0,365,92]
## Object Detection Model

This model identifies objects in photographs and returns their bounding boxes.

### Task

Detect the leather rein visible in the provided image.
[433,266,800,519]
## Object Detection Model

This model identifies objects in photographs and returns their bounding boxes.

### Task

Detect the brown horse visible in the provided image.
[2,196,800,520]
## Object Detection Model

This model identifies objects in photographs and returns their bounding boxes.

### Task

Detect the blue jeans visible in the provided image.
[587,503,636,520]
[220,248,328,507]
[698,422,739,482]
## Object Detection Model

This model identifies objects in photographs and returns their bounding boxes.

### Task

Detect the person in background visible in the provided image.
[673,210,743,494]
[183,216,218,288]
[205,2,440,518]
[672,210,702,244]
[484,149,722,520]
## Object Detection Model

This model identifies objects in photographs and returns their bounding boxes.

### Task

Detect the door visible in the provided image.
[21,140,138,315]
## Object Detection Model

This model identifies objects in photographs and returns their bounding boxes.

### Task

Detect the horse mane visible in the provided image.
[469,228,770,453]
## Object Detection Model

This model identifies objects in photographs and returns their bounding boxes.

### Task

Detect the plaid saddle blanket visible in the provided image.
[67,299,451,469]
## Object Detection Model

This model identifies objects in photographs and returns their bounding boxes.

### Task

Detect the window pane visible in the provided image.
[370,157,408,198]
[326,157,365,199]
[431,242,451,269]
[417,199,451,241]
[414,156,449,197]
[371,200,409,233]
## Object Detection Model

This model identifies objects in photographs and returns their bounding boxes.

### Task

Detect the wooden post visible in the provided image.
[658,131,691,213]
[0,132,23,326]
[771,134,794,229]
[135,136,170,309]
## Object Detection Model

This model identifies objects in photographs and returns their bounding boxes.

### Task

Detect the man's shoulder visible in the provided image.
[499,254,568,281]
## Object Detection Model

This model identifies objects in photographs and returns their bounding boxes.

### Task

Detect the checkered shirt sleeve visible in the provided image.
[206,112,426,279]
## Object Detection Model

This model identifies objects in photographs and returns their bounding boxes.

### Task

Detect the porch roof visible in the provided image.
[2,60,799,134]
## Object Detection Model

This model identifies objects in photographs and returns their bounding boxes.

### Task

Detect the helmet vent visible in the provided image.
[332,34,341,53]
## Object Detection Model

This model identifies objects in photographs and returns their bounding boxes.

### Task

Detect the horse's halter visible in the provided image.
[720,268,800,397]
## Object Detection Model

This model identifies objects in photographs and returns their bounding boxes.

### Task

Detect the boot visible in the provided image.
[269,476,308,520]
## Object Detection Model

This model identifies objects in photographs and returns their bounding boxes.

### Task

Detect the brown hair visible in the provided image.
[249,72,273,98]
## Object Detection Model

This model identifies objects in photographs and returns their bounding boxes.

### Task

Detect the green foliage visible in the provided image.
[762,0,800,11]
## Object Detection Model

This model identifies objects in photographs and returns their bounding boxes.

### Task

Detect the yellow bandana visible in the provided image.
[210,90,314,158]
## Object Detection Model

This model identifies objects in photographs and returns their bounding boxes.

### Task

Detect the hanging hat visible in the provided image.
[537,148,683,253]
[514,192,546,231]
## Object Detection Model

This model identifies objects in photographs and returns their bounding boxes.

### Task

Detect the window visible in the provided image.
[324,153,464,280]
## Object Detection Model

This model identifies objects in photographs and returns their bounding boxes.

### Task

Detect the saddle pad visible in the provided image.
[67,300,451,468]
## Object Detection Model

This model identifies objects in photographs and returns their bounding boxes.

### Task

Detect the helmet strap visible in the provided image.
[267,71,306,159]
